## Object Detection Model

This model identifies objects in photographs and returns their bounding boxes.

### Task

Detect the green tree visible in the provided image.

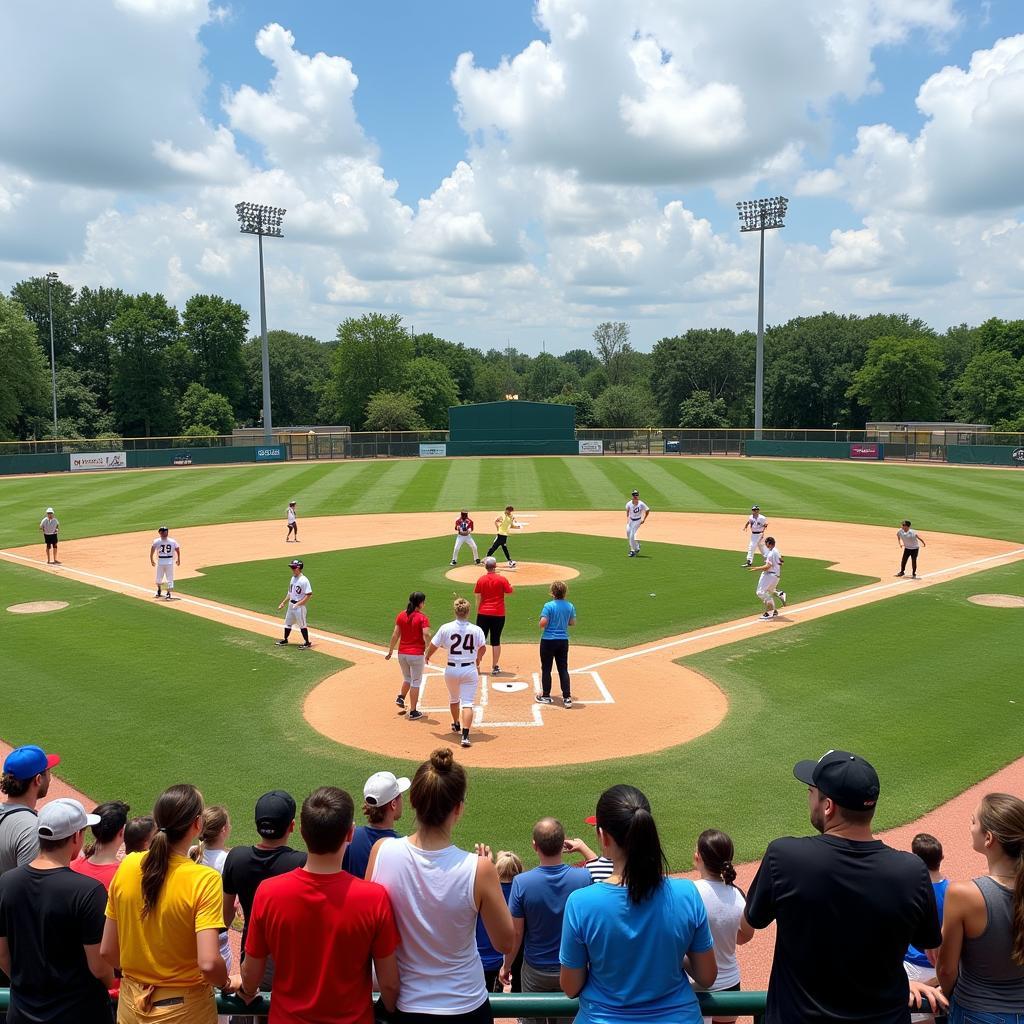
[549,387,595,426]
[182,294,248,407]
[0,295,50,439]
[240,331,333,427]
[592,383,656,427]
[974,318,1024,360]
[473,361,524,403]
[592,322,633,386]
[526,353,580,401]
[363,390,425,431]
[951,350,1024,425]
[50,366,106,436]
[678,390,729,427]
[329,313,413,427]
[109,294,180,436]
[581,366,608,398]
[560,348,600,377]
[402,357,459,429]
[72,286,126,408]
[10,276,76,365]
[177,382,235,435]
[846,335,944,423]
[412,331,480,400]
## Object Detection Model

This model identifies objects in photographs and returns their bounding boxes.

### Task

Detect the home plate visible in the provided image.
[491,680,529,693]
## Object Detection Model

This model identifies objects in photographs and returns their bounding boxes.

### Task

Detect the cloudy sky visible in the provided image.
[2,0,1022,353]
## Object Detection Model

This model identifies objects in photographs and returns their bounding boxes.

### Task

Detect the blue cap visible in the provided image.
[3,745,60,781]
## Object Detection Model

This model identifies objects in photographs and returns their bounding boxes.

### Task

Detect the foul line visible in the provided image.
[574,546,1024,673]
[0,551,383,657]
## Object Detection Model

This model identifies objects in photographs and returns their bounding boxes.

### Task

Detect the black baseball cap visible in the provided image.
[794,750,880,811]
[631,489,639,496]
[254,790,296,839]
[158,526,168,533]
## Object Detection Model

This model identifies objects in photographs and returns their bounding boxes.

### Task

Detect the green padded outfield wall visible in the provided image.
[743,440,884,460]
[447,401,577,456]
[947,444,1024,467]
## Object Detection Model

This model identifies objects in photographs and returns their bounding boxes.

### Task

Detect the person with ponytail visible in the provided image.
[101,784,229,1023]
[386,591,431,721]
[936,792,1024,1023]
[691,829,755,1024]
[71,800,130,890]
[189,806,233,981]
[366,748,514,1022]
[559,785,717,1024]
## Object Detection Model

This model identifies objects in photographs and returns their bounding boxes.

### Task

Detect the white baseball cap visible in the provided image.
[364,771,411,807]
[46,507,54,513]
[38,798,100,841]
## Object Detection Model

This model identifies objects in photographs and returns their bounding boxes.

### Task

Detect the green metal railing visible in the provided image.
[0,988,767,1019]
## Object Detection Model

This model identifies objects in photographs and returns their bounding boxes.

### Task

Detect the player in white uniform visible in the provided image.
[748,536,787,619]
[625,489,650,557]
[286,501,298,542]
[149,527,181,600]
[40,507,60,564]
[742,505,768,565]
[276,559,313,648]
[425,597,486,748]
[450,511,480,566]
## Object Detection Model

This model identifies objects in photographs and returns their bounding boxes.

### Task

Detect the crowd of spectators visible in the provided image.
[0,741,1022,1024]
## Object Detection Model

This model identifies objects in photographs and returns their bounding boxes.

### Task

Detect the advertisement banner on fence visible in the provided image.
[850,443,880,460]
[254,446,285,462]
[419,443,447,458]
[69,452,127,472]
[578,440,604,454]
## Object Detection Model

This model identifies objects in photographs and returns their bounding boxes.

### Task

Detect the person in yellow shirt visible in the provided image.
[487,505,521,567]
[101,784,231,1023]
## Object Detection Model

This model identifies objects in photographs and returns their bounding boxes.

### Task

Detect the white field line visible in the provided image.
[574,546,1024,673]
[0,551,383,657]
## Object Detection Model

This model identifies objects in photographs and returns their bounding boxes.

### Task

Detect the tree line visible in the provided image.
[2,275,1023,441]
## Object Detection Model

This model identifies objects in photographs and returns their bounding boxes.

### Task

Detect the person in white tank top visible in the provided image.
[367,748,514,1022]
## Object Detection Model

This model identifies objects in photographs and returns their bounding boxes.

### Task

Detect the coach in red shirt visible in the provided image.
[474,556,514,675]
[238,787,400,1024]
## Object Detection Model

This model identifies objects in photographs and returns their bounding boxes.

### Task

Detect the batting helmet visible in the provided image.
[289,559,303,569]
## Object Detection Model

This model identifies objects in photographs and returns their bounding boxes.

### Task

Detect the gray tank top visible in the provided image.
[954,875,1024,1012]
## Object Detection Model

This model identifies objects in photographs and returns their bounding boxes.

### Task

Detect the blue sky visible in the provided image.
[2,0,1023,352]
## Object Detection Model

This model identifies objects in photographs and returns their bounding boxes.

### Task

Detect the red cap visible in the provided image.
[584,815,597,825]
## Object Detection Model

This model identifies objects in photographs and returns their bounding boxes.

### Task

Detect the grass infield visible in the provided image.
[183,533,875,649]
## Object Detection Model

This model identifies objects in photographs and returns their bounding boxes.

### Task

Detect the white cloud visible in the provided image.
[794,168,845,197]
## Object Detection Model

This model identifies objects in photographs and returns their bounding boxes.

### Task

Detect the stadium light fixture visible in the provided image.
[235,202,287,442]
[736,196,788,439]
[45,271,60,432]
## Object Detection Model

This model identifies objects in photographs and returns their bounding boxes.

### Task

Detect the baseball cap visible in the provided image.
[37,798,100,841]
[289,500,296,505]
[584,814,597,825]
[793,750,880,811]
[45,507,54,513]
[158,525,168,533]
[364,771,411,807]
[254,790,296,838]
[289,559,303,568]
[460,510,468,514]
[3,745,60,780]
[751,505,760,511]
[631,490,639,496]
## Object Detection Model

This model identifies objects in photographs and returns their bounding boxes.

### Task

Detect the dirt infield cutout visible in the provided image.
[968,593,1024,608]
[6,601,69,614]
[446,561,579,586]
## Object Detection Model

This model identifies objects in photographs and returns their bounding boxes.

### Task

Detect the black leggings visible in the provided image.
[487,535,511,560]
[900,548,919,573]
[389,998,494,1024]
[540,638,570,698]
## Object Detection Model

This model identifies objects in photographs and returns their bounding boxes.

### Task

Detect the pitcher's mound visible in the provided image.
[968,594,1024,608]
[7,601,69,614]
[446,562,580,586]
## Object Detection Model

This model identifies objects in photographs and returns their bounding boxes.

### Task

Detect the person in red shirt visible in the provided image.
[450,511,480,566]
[385,592,431,721]
[237,786,400,1024]
[70,800,129,891]
[474,557,514,675]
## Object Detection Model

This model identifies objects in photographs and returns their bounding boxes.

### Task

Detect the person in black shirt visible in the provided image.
[744,750,944,1024]
[0,798,114,1024]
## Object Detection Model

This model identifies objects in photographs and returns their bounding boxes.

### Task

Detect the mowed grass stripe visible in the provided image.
[668,461,751,511]
[626,459,714,509]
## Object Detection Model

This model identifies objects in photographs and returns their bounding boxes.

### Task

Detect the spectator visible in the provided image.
[563,816,613,882]
[71,800,130,890]
[474,557,513,676]
[503,818,591,1024]
[560,785,716,1024]
[342,771,410,881]
[238,786,401,1024]
[536,582,576,707]
[123,817,156,855]
[0,798,113,1024]
[936,792,1024,1022]
[190,806,233,984]
[477,851,524,993]
[903,834,947,1014]
[367,748,515,1022]
[221,792,306,1008]
[691,829,755,1024]
[0,745,60,874]
[744,750,943,1024]
[101,783,229,1024]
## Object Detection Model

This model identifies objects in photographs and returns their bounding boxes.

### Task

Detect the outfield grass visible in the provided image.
[2,456,1023,549]
[184,533,874,648]
[3,556,1022,867]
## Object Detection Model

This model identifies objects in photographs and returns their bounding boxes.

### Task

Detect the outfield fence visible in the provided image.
[0,988,768,1020]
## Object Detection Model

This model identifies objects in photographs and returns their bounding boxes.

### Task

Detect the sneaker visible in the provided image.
[563,696,573,708]
[52,560,61,565]
[628,551,636,557]
[298,642,312,649]
[895,571,905,577]
[154,591,162,599]
[474,558,481,564]
[508,560,516,568]
[396,694,406,709]
[536,694,554,704]
[772,609,779,618]
[461,736,472,748]
[743,561,752,567]
[491,666,501,675]
[636,543,641,552]
[912,573,918,579]
[165,593,173,601]
[407,709,424,721]
[778,591,787,606]
[275,639,289,646]
[451,722,461,733]
[450,560,457,566]
[759,612,771,620]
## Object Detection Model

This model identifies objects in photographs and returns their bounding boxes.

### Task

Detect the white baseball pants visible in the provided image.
[444,665,479,707]
[452,535,479,561]
[626,520,642,552]
[756,571,780,608]
[746,532,767,561]
[155,562,175,587]
[284,602,308,628]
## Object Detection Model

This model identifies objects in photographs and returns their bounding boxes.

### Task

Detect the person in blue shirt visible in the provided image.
[559,785,717,1024]
[537,581,576,708]
[341,770,408,881]
[903,833,948,989]
[476,850,523,992]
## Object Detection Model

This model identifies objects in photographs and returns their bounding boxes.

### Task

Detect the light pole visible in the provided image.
[737,196,787,440]
[45,271,59,432]
[235,202,286,443]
